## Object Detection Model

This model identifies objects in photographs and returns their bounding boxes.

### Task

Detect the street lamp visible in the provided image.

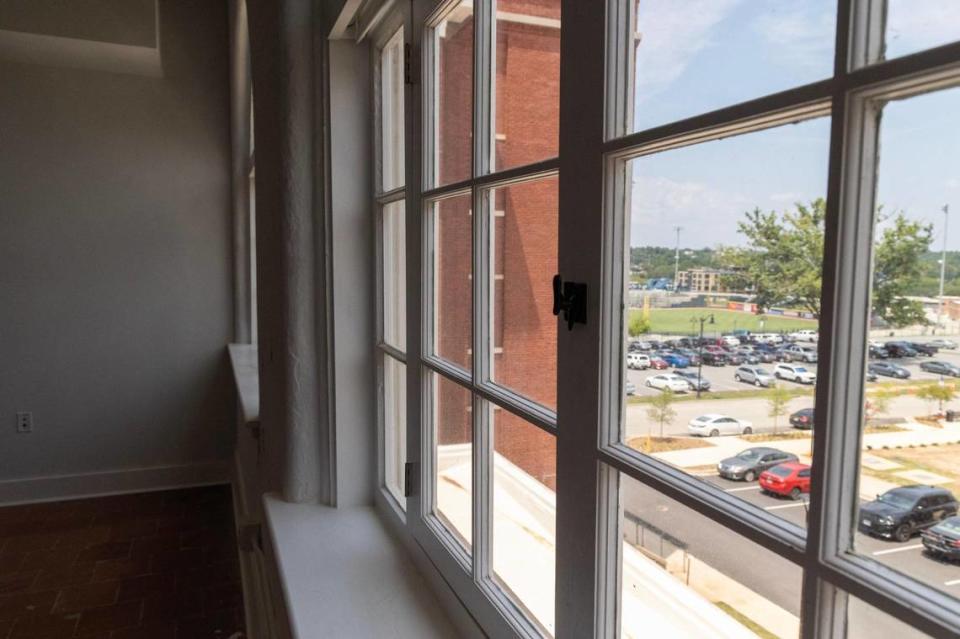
[692,313,715,399]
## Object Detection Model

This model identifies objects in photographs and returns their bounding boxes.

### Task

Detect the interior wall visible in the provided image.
[0,0,234,486]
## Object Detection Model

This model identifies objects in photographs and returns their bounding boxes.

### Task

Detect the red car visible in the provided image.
[759,462,811,500]
[648,356,668,370]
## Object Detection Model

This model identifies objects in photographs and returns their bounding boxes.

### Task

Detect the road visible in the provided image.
[623,478,939,638]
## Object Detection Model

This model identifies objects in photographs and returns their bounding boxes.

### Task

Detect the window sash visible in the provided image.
[398,0,960,637]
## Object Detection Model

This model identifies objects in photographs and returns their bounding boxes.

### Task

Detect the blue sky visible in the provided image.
[629,0,960,251]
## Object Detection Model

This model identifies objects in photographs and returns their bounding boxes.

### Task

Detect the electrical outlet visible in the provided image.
[16,412,33,433]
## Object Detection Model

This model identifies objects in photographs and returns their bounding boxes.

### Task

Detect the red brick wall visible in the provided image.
[436,0,560,490]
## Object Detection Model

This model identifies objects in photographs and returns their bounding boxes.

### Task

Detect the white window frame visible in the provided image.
[391,0,960,637]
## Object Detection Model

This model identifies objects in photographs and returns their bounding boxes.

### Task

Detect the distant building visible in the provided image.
[677,268,729,293]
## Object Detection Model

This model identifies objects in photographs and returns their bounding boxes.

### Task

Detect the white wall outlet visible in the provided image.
[16,412,33,433]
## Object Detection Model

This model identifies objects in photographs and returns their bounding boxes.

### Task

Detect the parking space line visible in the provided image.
[871,543,923,556]
[725,486,761,493]
[764,502,808,511]
[945,579,960,587]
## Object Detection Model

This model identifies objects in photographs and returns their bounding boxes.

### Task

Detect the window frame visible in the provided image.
[393,0,960,637]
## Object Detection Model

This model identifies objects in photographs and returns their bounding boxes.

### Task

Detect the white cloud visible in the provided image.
[634,0,742,96]
[886,1,960,56]
[947,178,960,190]
[770,191,802,202]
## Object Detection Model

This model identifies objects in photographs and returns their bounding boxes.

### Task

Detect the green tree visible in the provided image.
[872,212,933,327]
[720,200,933,327]
[917,384,956,415]
[865,388,895,426]
[767,384,792,435]
[628,313,651,337]
[645,389,677,439]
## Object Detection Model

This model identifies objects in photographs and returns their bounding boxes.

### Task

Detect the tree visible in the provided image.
[628,313,651,338]
[646,389,677,439]
[720,200,933,327]
[767,384,792,435]
[865,388,895,426]
[917,383,956,416]
[872,212,933,327]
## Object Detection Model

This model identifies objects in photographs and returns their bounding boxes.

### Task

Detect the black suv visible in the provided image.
[700,351,727,366]
[858,486,959,542]
[907,341,938,356]
[884,342,918,358]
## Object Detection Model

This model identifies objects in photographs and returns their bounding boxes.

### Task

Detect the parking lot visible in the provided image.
[626,338,960,397]
[703,474,960,598]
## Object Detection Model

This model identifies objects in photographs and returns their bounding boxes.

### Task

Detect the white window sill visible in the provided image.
[262,494,458,638]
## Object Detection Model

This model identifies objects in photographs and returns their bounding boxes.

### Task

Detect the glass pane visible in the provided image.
[852,86,960,599]
[884,0,960,62]
[430,193,473,370]
[620,119,829,528]
[845,591,933,638]
[384,355,407,507]
[380,27,405,192]
[626,1,835,133]
[490,175,558,410]
[383,201,406,351]
[493,0,560,171]
[619,472,801,638]
[433,372,473,549]
[434,1,473,186]
[492,409,556,635]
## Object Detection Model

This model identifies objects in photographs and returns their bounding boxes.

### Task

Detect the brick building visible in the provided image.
[436,0,560,489]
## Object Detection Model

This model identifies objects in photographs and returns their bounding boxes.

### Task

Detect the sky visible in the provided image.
[629,0,960,251]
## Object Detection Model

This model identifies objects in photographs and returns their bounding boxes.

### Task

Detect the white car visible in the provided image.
[782,344,818,363]
[720,335,741,347]
[774,363,817,384]
[644,374,690,393]
[627,353,650,370]
[790,329,819,342]
[754,333,784,345]
[688,414,754,437]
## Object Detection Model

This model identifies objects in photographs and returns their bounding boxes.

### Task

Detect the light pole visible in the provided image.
[938,204,949,331]
[673,226,682,291]
[692,313,715,399]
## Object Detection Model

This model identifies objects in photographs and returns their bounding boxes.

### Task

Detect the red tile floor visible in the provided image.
[0,485,245,638]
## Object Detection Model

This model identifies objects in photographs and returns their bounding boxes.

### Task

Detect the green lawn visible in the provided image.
[636,308,817,336]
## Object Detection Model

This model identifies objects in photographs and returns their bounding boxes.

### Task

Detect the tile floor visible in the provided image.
[0,485,245,638]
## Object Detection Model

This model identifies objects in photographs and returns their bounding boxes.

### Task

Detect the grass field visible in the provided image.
[635,308,817,335]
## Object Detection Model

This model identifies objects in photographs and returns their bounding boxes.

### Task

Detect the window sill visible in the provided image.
[262,494,458,638]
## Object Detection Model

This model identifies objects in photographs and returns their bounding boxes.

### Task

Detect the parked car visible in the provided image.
[676,348,702,366]
[783,344,818,363]
[734,348,761,365]
[790,329,819,342]
[759,462,812,500]
[734,366,775,387]
[687,414,754,437]
[774,364,817,384]
[625,380,637,395]
[754,333,784,345]
[644,374,690,393]
[648,356,669,370]
[661,352,690,368]
[628,340,651,352]
[868,361,911,379]
[921,515,960,560]
[724,351,746,366]
[884,342,919,358]
[859,486,959,542]
[720,335,741,347]
[626,353,650,370]
[919,360,960,377]
[929,339,958,350]
[716,447,798,482]
[908,342,939,356]
[773,346,798,363]
[700,351,727,366]
[790,407,815,430]
[868,344,890,359]
[672,369,710,391]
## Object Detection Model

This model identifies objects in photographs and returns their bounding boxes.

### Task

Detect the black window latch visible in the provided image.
[552,274,587,331]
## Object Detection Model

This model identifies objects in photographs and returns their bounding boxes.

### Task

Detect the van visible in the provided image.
[627,353,650,370]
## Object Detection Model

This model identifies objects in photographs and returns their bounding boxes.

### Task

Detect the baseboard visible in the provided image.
[0,460,231,506]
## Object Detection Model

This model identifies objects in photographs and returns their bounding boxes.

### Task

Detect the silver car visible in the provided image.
[734,365,775,387]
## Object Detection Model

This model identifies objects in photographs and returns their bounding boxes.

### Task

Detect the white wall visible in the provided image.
[0,0,234,489]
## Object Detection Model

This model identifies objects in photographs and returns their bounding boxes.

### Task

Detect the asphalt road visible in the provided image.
[623,477,942,637]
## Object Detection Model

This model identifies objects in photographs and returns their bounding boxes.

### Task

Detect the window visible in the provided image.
[393,1,960,636]
[375,20,408,508]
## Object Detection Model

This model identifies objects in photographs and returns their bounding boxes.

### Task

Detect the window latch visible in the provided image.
[552,274,587,331]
